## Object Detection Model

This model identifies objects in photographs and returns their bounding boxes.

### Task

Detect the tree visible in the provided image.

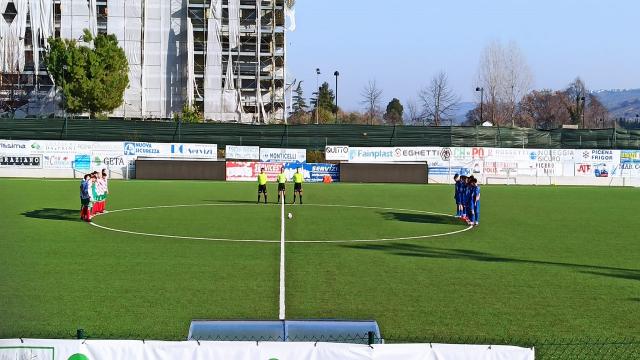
[476,40,533,126]
[174,103,204,123]
[419,71,459,126]
[360,79,383,125]
[518,90,571,129]
[0,37,29,118]
[291,81,307,114]
[383,98,404,125]
[563,77,587,126]
[311,81,335,113]
[404,98,422,125]
[46,29,129,117]
[584,94,610,128]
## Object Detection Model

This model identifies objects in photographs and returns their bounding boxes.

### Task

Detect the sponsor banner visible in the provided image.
[620,162,640,177]
[325,145,350,161]
[347,147,444,164]
[226,161,284,182]
[42,153,75,169]
[0,339,535,360]
[535,161,562,177]
[284,163,340,183]
[260,148,307,163]
[170,143,218,159]
[0,140,32,155]
[621,150,640,164]
[123,142,168,157]
[0,155,42,168]
[575,149,621,164]
[226,145,260,160]
[73,154,91,171]
[575,162,621,177]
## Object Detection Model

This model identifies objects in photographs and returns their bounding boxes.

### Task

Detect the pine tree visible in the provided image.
[310,82,335,113]
[291,82,307,114]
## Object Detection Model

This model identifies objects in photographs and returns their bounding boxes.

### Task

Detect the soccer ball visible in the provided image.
[288,213,293,219]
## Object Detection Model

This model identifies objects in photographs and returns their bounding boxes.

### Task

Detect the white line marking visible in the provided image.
[279,196,286,320]
[90,203,474,243]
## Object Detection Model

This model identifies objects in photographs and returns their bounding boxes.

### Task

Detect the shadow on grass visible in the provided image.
[22,208,81,222]
[381,212,462,225]
[204,200,269,204]
[343,243,640,282]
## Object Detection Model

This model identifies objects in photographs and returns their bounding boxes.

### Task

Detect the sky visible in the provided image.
[287,0,640,112]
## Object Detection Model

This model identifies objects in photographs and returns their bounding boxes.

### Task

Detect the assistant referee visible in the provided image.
[292,168,304,204]
[277,167,287,204]
[257,168,268,204]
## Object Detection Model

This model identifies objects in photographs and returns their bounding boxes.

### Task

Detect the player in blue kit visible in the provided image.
[468,177,481,226]
[459,175,469,220]
[453,174,462,217]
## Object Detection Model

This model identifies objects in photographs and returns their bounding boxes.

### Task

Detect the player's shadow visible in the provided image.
[344,243,640,282]
[381,212,461,225]
[22,208,81,222]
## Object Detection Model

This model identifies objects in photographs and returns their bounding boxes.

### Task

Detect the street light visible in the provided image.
[475,87,484,125]
[581,96,586,128]
[334,71,340,123]
[315,68,321,125]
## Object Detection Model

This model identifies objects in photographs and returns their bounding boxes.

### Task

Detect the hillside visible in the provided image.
[593,89,640,119]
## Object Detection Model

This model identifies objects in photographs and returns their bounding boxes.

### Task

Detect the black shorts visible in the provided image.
[258,184,267,193]
[81,198,90,206]
[278,183,286,192]
[294,183,302,192]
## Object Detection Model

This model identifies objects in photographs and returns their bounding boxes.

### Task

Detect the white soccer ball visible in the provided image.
[288,213,293,219]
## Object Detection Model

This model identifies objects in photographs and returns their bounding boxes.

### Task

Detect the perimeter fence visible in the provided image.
[2,118,640,150]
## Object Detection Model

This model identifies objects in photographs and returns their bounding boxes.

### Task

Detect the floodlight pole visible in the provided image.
[334,71,339,123]
[315,68,320,125]
[476,87,484,125]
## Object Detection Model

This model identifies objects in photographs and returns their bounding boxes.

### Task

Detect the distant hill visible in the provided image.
[593,89,640,119]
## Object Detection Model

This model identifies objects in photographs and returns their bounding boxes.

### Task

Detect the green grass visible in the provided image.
[0,179,638,340]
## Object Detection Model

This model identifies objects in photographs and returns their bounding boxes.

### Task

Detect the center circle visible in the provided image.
[91,204,472,243]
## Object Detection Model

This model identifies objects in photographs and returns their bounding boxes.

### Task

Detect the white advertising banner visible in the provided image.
[325,145,350,161]
[260,148,307,163]
[168,143,218,160]
[0,339,535,360]
[347,147,445,164]
[226,145,260,160]
[0,140,35,155]
[620,150,640,177]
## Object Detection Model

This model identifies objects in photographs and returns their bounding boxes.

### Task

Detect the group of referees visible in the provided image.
[257,167,304,204]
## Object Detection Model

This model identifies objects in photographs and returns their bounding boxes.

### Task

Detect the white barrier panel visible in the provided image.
[260,148,307,163]
[325,145,350,161]
[0,339,534,360]
[226,145,260,160]
[347,147,446,163]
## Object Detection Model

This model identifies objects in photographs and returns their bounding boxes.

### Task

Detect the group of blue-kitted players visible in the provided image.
[454,174,480,226]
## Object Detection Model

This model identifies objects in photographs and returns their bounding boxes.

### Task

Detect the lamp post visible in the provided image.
[315,68,320,125]
[475,87,484,125]
[581,96,586,128]
[334,71,340,123]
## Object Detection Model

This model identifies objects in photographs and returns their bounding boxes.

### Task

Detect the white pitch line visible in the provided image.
[90,203,474,243]
[279,196,286,320]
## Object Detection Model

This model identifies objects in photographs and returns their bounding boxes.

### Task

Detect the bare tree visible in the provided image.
[0,37,29,118]
[503,41,533,126]
[418,71,459,126]
[476,40,533,126]
[360,79,383,125]
[563,77,588,126]
[404,98,422,125]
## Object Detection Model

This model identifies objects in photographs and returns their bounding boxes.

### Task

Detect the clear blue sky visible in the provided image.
[287,0,640,111]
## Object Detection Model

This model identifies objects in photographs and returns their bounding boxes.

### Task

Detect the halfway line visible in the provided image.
[279,196,286,320]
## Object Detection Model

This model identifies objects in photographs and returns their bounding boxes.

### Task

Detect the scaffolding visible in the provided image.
[0,0,290,123]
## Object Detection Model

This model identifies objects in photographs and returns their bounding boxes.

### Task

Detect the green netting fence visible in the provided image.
[1,118,640,150]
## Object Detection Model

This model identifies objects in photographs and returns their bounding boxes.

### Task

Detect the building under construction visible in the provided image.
[0,0,294,123]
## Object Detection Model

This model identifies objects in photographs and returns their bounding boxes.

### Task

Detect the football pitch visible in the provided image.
[0,179,638,341]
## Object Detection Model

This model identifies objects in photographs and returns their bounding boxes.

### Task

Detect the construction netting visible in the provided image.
[1,119,639,150]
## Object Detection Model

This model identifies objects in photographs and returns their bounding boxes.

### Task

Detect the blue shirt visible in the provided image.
[80,180,90,199]
[471,185,480,205]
